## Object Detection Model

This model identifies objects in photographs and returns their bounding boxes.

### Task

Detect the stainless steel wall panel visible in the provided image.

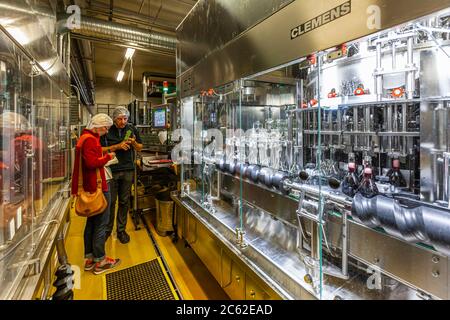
[177,0,294,74]
[348,221,449,299]
[419,49,450,202]
[178,0,450,97]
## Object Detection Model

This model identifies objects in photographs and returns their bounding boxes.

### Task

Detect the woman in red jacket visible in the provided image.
[71,114,121,275]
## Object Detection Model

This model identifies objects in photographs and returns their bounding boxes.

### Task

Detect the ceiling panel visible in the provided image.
[78,0,195,83]
[94,43,176,80]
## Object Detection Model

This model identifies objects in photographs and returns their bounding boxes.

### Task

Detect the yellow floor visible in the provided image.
[65,208,228,300]
[143,214,229,300]
[65,210,158,300]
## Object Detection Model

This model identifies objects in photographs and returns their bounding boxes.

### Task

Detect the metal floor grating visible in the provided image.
[105,258,179,300]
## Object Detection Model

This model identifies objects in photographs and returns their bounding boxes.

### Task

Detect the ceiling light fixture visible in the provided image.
[116,70,125,82]
[125,48,136,60]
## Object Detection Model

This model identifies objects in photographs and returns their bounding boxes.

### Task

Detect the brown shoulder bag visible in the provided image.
[74,139,108,217]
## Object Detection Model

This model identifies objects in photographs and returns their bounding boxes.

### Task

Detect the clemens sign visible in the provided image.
[291,1,352,40]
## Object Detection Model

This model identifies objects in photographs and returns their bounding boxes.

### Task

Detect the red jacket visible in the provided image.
[71,129,112,195]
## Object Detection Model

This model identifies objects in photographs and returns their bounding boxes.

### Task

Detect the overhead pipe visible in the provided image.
[88,0,177,31]
[68,34,175,57]
[85,8,175,33]
[80,40,95,95]
[57,15,176,53]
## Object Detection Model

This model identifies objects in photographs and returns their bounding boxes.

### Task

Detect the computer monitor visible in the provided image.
[152,106,168,129]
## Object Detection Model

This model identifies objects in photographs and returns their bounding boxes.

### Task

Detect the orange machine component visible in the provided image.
[328,88,337,98]
[392,87,405,98]
[354,87,365,96]
[307,54,317,65]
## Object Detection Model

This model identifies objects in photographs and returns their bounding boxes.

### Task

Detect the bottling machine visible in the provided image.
[175,0,450,300]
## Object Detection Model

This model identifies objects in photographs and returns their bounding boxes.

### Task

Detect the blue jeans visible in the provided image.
[84,188,111,262]
[108,170,134,234]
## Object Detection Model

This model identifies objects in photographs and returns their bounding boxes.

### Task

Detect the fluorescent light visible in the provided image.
[116,70,125,82]
[125,48,135,60]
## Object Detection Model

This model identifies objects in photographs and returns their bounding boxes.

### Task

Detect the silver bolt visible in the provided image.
[432,270,440,278]
[432,255,440,264]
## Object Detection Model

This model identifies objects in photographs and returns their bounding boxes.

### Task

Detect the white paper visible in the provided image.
[9,218,15,240]
[16,207,22,229]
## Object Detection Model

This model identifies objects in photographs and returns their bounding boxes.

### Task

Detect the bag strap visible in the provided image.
[77,134,103,193]
[78,149,83,192]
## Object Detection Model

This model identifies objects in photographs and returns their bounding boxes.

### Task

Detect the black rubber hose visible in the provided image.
[352,193,450,256]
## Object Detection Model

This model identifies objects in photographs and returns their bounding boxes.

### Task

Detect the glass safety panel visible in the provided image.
[0,28,70,298]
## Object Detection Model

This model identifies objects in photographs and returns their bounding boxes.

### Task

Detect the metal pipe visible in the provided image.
[337,109,342,148]
[65,33,71,77]
[296,80,304,168]
[402,104,408,156]
[284,180,353,209]
[213,171,221,200]
[55,228,68,266]
[353,106,359,149]
[406,37,415,99]
[341,212,349,277]
[287,113,294,169]
[70,33,175,57]
[57,15,176,53]
[373,32,416,44]
[86,8,174,33]
[393,105,399,151]
[143,76,148,125]
[375,42,383,101]
[392,41,397,69]
[365,106,371,151]
[444,152,450,206]
[387,104,393,153]
[61,34,66,68]
[80,40,94,92]
[310,222,320,261]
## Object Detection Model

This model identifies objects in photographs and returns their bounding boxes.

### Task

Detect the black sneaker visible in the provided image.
[117,231,130,244]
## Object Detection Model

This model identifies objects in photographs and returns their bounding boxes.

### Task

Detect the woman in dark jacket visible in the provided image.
[71,114,121,275]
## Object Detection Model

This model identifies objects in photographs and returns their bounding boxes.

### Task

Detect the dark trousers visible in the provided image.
[107,170,134,234]
[84,189,111,262]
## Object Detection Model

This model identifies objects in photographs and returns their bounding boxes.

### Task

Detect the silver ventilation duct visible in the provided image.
[57,15,176,53]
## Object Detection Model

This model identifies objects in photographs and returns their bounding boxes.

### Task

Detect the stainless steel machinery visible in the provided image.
[175,0,450,300]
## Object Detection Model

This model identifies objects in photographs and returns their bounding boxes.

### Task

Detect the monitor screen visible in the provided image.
[153,108,167,128]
